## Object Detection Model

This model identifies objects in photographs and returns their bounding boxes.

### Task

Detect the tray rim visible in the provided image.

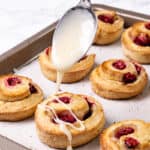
[93,4,150,19]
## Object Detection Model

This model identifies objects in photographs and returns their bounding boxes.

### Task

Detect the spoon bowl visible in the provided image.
[51,0,97,71]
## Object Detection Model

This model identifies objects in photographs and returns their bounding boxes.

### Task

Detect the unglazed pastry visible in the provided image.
[39,47,95,83]
[122,22,150,64]
[0,74,43,121]
[35,92,105,149]
[100,120,150,150]
[94,10,124,45]
[90,59,148,100]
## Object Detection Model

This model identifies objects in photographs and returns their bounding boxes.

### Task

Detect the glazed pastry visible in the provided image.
[35,92,105,149]
[39,47,95,83]
[94,10,124,45]
[0,74,43,121]
[100,120,150,150]
[122,22,150,63]
[90,59,148,100]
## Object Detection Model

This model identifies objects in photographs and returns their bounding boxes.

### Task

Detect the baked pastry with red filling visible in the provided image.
[35,92,105,149]
[122,22,150,64]
[0,74,43,121]
[100,120,150,150]
[94,10,124,45]
[39,47,95,83]
[90,59,148,100]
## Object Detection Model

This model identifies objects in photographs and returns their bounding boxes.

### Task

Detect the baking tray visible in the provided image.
[0,4,149,150]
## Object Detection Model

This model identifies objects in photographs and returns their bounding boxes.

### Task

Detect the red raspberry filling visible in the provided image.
[125,137,139,148]
[98,14,114,24]
[6,77,21,86]
[145,22,150,30]
[112,60,126,70]
[134,34,150,46]
[59,96,71,104]
[83,96,94,107]
[52,99,58,103]
[53,96,71,104]
[83,96,93,120]
[45,47,50,55]
[115,127,134,139]
[29,83,37,94]
[123,72,137,83]
[57,111,76,123]
[134,63,142,74]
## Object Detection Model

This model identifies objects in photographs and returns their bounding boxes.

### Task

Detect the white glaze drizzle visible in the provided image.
[38,95,85,150]
[60,124,72,150]
[56,71,64,93]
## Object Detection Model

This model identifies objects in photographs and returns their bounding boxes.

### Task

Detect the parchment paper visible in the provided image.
[0,40,149,150]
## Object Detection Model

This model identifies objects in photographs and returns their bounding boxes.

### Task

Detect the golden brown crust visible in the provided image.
[35,92,105,148]
[100,120,150,150]
[39,47,95,83]
[90,59,148,100]
[0,75,31,102]
[122,22,150,64]
[94,10,124,45]
[0,74,44,121]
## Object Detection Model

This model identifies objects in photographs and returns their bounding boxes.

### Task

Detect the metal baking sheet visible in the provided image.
[0,4,149,150]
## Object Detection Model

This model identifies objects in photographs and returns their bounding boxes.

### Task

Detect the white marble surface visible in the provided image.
[0,0,150,55]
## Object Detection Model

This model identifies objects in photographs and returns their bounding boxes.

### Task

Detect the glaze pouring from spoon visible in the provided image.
[50,0,97,149]
[51,0,97,92]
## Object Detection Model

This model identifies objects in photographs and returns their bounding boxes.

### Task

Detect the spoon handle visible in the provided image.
[79,0,91,8]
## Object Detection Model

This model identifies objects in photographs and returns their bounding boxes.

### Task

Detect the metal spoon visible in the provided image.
[52,0,97,62]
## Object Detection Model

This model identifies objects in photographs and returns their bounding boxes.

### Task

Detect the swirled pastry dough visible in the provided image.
[100,120,150,150]
[94,9,124,45]
[35,92,105,149]
[39,47,95,83]
[90,59,148,100]
[122,22,150,64]
[0,74,43,121]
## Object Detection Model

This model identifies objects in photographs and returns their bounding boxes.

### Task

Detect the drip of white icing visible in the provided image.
[66,145,73,150]
[60,124,72,150]
[51,96,85,131]
[51,9,95,94]
[56,71,64,93]
[38,96,85,150]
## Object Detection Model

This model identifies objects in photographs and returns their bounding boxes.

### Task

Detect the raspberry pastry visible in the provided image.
[39,47,95,83]
[100,120,150,150]
[0,74,43,121]
[35,92,105,149]
[90,59,148,100]
[122,22,150,63]
[94,10,124,45]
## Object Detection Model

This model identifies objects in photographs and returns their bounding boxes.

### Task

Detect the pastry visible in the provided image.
[35,92,105,149]
[39,47,95,83]
[94,10,124,45]
[90,59,148,100]
[0,74,43,121]
[122,22,150,63]
[100,120,150,150]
